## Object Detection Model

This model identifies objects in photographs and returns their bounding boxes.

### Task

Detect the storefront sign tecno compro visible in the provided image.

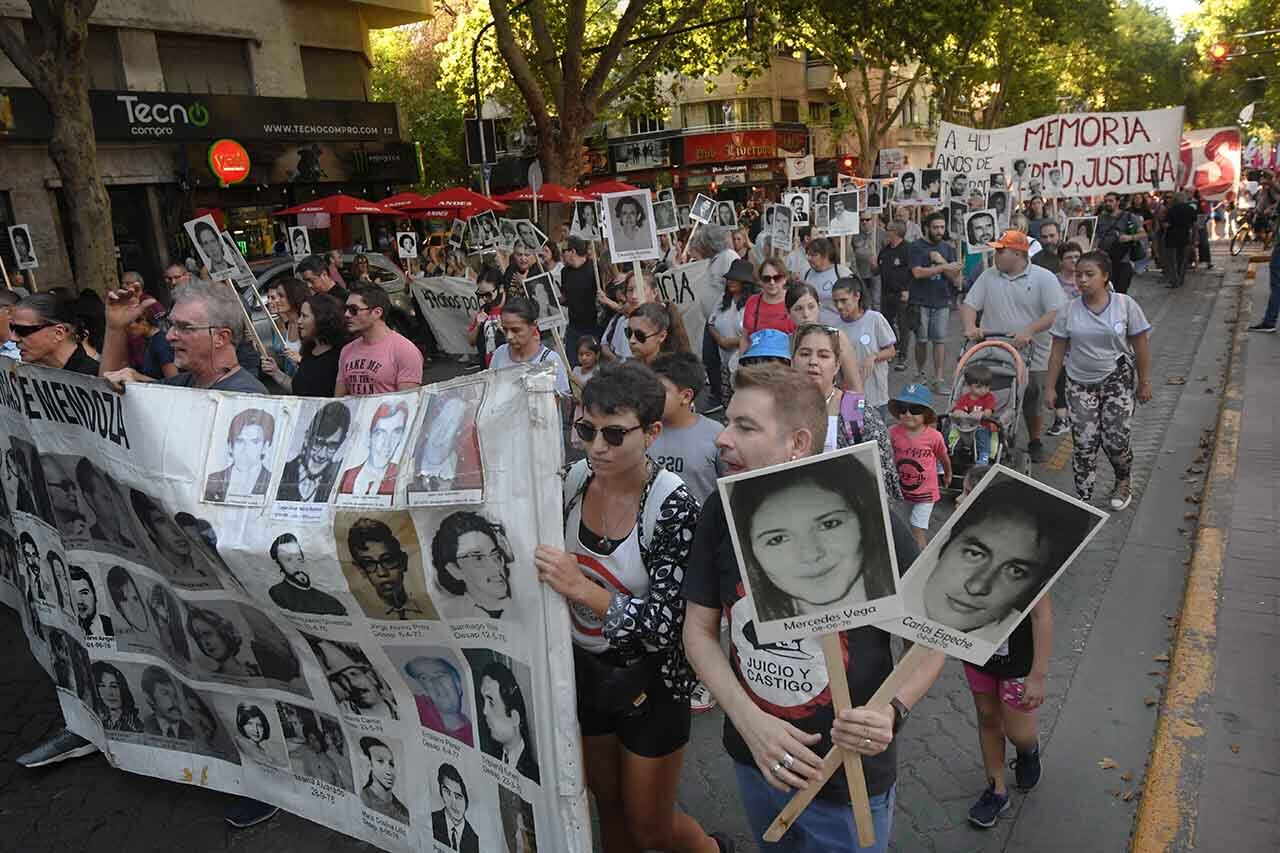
[0,88,402,143]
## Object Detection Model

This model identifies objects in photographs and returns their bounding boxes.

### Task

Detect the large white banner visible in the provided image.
[0,362,588,853]
[410,276,487,356]
[933,107,1186,195]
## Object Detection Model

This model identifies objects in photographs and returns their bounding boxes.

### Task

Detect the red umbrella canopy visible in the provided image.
[406,186,509,214]
[380,191,433,210]
[496,183,593,204]
[272,193,401,217]
[581,179,640,197]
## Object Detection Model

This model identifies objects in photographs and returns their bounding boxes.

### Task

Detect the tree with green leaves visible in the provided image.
[0,1,116,292]
[1185,0,1279,142]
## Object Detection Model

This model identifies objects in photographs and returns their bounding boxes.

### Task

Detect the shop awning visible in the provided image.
[272,194,402,217]
[580,179,640,197]
[495,183,594,204]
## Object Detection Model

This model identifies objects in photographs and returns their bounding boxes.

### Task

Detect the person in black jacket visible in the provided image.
[431,763,480,852]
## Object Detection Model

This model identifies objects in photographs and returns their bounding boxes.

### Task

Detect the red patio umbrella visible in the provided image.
[271,193,401,217]
[496,183,593,204]
[406,187,509,215]
[379,191,433,210]
[581,179,640,197]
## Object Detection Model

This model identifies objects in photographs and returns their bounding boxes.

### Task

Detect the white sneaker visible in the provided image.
[690,682,717,713]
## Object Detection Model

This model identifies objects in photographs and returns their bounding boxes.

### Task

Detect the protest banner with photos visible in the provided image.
[8,224,38,270]
[933,107,1185,195]
[717,443,902,645]
[0,361,589,853]
[878,466,1106,665]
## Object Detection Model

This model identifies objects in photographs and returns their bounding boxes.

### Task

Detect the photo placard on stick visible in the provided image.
[498,219,518,253]
[1066,216,1097,250]
[184,214,237,281]
[826,190,861,236]
[287,226,311,260]
[713,201,738,229]
[688,193,716,225]
[512,219,547,252]
[601,190,660,262]
[963,209,999,254]
[396,232,419,260]
[864,182,884,212]
[652,200,679,234]
[812,203,829,230]
[677,204,691,225]
[768,203,793,252]
[523,273,567,331]
[919,168,944,206]
[879,466,1106,665]
[782,191,810,226]
[894,170,921,206]
[448,219,467,249]
[718,443,902,644]
[656,188,675,206]
[471,210,500,249]
[8,224,38,270]
[569,202,601,242]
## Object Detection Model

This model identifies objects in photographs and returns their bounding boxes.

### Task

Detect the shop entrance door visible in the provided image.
[108,186,163,286]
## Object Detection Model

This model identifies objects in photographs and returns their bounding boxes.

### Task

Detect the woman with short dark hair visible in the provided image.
[533,361,731,853]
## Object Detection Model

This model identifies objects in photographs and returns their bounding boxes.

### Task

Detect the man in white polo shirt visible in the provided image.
[960,229,1066,464]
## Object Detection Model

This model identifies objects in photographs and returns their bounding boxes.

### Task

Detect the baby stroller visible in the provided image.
[938,337,1029,490]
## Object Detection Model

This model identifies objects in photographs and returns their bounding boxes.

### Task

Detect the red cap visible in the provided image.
[988,229,1031,252]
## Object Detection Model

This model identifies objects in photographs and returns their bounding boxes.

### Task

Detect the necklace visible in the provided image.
[588,464,645,547]
[825,387,839,407]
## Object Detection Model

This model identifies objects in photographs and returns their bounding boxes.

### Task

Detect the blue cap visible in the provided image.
[891,382,935,413]
[741,329,792,362]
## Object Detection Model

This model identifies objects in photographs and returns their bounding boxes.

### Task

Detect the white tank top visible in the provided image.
[564,500,647,653]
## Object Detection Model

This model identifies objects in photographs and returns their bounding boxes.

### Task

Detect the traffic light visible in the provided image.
[710,180,719,195]
[840,156,856,175]
[1209,42,1230,70]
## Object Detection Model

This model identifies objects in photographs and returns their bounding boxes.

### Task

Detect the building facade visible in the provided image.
[0,0,430,289]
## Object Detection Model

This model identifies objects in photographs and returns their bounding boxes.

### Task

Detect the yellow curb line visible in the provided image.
[1130,272,1248,851]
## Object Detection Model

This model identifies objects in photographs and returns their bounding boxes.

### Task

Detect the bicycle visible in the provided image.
[1229,209,1275,256]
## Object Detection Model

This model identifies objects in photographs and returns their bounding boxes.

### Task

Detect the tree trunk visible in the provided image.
[47,78,116,293]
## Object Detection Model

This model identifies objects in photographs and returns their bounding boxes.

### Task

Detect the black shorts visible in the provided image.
[576,660,691,758]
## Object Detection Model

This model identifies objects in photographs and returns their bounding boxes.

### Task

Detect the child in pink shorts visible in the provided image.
[959,466,1052,829]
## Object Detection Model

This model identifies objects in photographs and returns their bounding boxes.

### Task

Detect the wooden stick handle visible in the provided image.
[0,255,11,291]
[821,633,875,848]
[763,643,932,842]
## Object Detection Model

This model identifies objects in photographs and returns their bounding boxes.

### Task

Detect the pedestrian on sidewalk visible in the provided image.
[888,383,951,549]
[955,466,1052,829]
[1163,192,1198,288]
[1246,238,1280,333]
[908,213,963,391]
[1045,251,1153,509]
[682,364,946,853]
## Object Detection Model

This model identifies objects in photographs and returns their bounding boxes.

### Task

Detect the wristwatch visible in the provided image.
[890,697,910,734]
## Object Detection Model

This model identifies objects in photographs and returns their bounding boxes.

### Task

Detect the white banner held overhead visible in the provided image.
[0,362,589,853]
[933,107,1186,195]
[409,276,487,356]
[783,154,815,180]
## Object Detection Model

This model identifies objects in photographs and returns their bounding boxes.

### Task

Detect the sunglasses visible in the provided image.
[624,327,654,344]
[10,322,54,338]
[763,273,789,283]
[344,305,372,316]
[573,420,643,447]
[894,403,931,416]
[795,323,840,338]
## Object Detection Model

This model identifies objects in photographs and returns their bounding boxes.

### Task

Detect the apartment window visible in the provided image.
[807,102,828,124]
[780,99,800,123]
[300,47,370,102]
[158,33,252,95]
[23,23,123,89]
[682,98,772,128]
[900,93,918,127]
[627,114,663,135]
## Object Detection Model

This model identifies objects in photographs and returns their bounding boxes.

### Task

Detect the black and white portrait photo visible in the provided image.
[656,187,675,206]
[676,204,691,225]
[895,169,920,204]
[430,509,514,620]
[268,532,348,616]
[184,215,236,281]
[948,172,969,203]
[279,702,352,790]
[890,467,1105,665]
[393,647,475,747]
[144,578,191,664]
[183,685,240,764]
[949,201,968,238]
[569,202,601,242]
[304,634,400,720]
[1043,165,1066,197]
[652,199,678,234]
[1066,216,1097,250]
[471,210,501,248]
[465,649,540,784]
[523,273,566,331]
[967,183,988,208]
[826,190,861,236]
[432,762,481,852]
[128,489,228,589]
[9,224,38,270]
[105,564,152,643]
[449,218,467,249]
[514,219,547,252]
[233,701,289,768]
[602,190,660,262]
[919,168,943,205]
[498,218,518,252]
[69,563,112,638]
[714,201,738,229]
[964,209,999,253]
[814,189,830,207]
[204,404,282,506]
[10,437,55,526]
[277,400,355,504]
[720,443,901,643]
[408,382,486,504]
[1011,157,1029,183]
[769,203,793,251]
[337,511,438,621]
[41,455,92,542]
[185,601,262,680]
[140,664,194,740]
[783,191,810,225]
[221,232,254,280]
[396,231,419,260]
[689,193,716,225]
[812,203,829,229]
[91,661,144,733]
[865,181,883,211]
[288,226,311,260]
[988,189,1010,228]
[337,397,415,504]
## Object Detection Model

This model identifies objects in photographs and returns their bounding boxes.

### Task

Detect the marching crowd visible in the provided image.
[8,168,1276,852]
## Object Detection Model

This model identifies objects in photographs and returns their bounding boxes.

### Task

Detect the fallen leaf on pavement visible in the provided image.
[1121,789,1136,802]
[1121,771,1134,782]
[1148,670,1164,676]
[1184,512,1199,520]
[1154,654,1170,662]
[1186,494,1201,503]
[1144,695,1157,706]
[1098,757,1118,770]
[1166,377,1186,385]
[1230,744,1240,754]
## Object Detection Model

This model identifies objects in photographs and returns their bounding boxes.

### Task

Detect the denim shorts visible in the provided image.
[913,305,950,342]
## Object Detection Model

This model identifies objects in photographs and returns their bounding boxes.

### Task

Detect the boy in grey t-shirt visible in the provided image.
[648,353,724,504]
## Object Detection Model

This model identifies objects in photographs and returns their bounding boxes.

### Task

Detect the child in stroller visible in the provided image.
[939,339,1028,489]
[948,365,998,465]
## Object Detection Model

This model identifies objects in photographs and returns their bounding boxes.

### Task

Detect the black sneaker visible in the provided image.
[225,797,279,829]
[1011,744,1042,791]
[710,831,736,852]
[1246,323,1277,333]
[1027,439,1046,464]
[1045,416,1069,437]
[16,729,98,768]
[968,784,1010,828]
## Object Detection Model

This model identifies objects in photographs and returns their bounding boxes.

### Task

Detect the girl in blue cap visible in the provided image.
[889,384,952,548]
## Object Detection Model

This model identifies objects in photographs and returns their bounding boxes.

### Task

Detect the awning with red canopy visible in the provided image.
[404,187,509,215]
[580,179,640,197]
[495,183,594,204]
[271,193,401,217]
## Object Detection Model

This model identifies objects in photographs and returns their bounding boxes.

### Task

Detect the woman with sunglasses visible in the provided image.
[10,294,99,375]
[467,266,506,367]
[601,271,654,362]
[534,362,732,853]
[273,293,351,397]
[626,301,691,365]
[351,253,375,285]
[791,323,903,501]
[487,297,570,395]
[739,258,794,358]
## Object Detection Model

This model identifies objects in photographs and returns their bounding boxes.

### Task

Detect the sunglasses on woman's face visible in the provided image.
[763,273,789,283]
[10,322,54,338]
[624,327,653,344]
[573,420,642,447]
